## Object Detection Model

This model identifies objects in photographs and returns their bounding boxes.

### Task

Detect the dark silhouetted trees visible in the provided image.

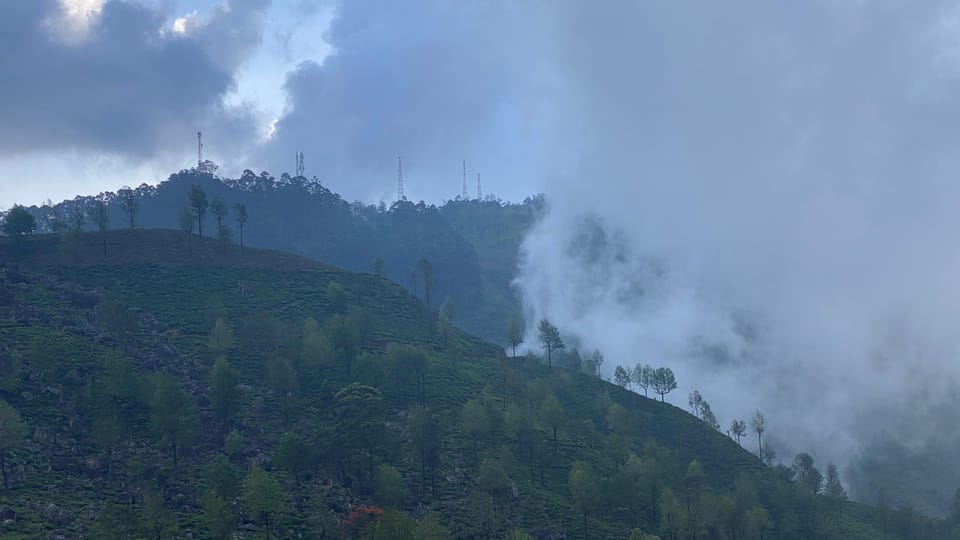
[118,186,139,228]
[2,205,36,246]
[507,319,523,359]
[190,185,209,237]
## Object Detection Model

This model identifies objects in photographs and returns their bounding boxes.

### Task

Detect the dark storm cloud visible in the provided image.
[261,1,545,202]
[0,0,268,158]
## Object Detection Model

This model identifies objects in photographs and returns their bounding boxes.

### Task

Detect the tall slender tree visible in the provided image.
[537,319,564,370]
[0,400,27,490]
[118,186,139,228]
[92,195,109,257]
[234,203,248,249]
[506,319,523,359]
[751,410,767,459]
[190,185,209,237]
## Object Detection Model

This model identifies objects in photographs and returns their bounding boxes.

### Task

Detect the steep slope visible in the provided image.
[0,231,947,539]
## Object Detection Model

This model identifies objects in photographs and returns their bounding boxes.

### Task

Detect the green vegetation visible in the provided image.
[0,227,952,538]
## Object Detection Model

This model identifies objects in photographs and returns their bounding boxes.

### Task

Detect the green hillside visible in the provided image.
[0,230,951,539]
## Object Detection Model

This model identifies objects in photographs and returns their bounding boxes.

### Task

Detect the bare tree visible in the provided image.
[730,419,747,445]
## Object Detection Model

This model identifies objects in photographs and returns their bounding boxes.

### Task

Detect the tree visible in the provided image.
[0,400,27,490]
[659,487,683,540]
[701,402,720,431]
[506,319,523,359]
[590,349,605,377]
[327,281,348,313]
[730,419,747,446]
[204,454,239,499]
[633,364,653,397]
[743,505,772,540]
[688,390,704,419]
[569,461,600,540]
[70,205,86,231]
[244,464,286,540]
[372,256,385,276]
[209,355,239,423]
[439,296,456,324]
[461,398,490,462]
[92,195,110,256]
[652,367,677,403]
[208,317,236,354]
[150,375,199,467]
[265,356,297,422]
[118,186,139,228]
[211,197,228,231]
[201,490,236,540]
[606,403,633,441]
[537,319,565,370]
[178,207,195,255]
[614,365,631,389]
[823,462,846,508]
[275,431,312,483]
[750,410,766,458]
[2,204,36,246]
[325,314,361,379]
[141,489,174,539]
[409,406,442,498]
[792,453,822,494]
[364,510,417,540]
[375,464,408,509]
[234,203,248,249]
[478,458,511,501]
[191,185,209,236]
[417,258,435,310]
[540,394,565,453]
[334,384,386,481]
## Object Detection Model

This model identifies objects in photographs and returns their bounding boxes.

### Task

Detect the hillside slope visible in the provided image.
[0,231,948,539]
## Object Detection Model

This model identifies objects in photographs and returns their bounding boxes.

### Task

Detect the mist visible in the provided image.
[514,0,960,503]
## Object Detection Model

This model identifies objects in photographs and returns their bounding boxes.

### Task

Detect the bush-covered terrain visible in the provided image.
[0,230,955,539]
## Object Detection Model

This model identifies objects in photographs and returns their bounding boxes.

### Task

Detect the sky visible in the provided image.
[0,0,542,208]
[8,0,960,499]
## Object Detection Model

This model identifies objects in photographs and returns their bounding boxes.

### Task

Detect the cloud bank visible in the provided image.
[516,0,960,506]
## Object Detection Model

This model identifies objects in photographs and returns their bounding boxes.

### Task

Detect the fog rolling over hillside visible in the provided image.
[514,1,960,512]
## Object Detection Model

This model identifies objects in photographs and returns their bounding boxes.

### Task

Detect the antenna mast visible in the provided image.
[462,160,468,199]
[197,131,203,169]
[477,172,482,200]
[397,156,405,202]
